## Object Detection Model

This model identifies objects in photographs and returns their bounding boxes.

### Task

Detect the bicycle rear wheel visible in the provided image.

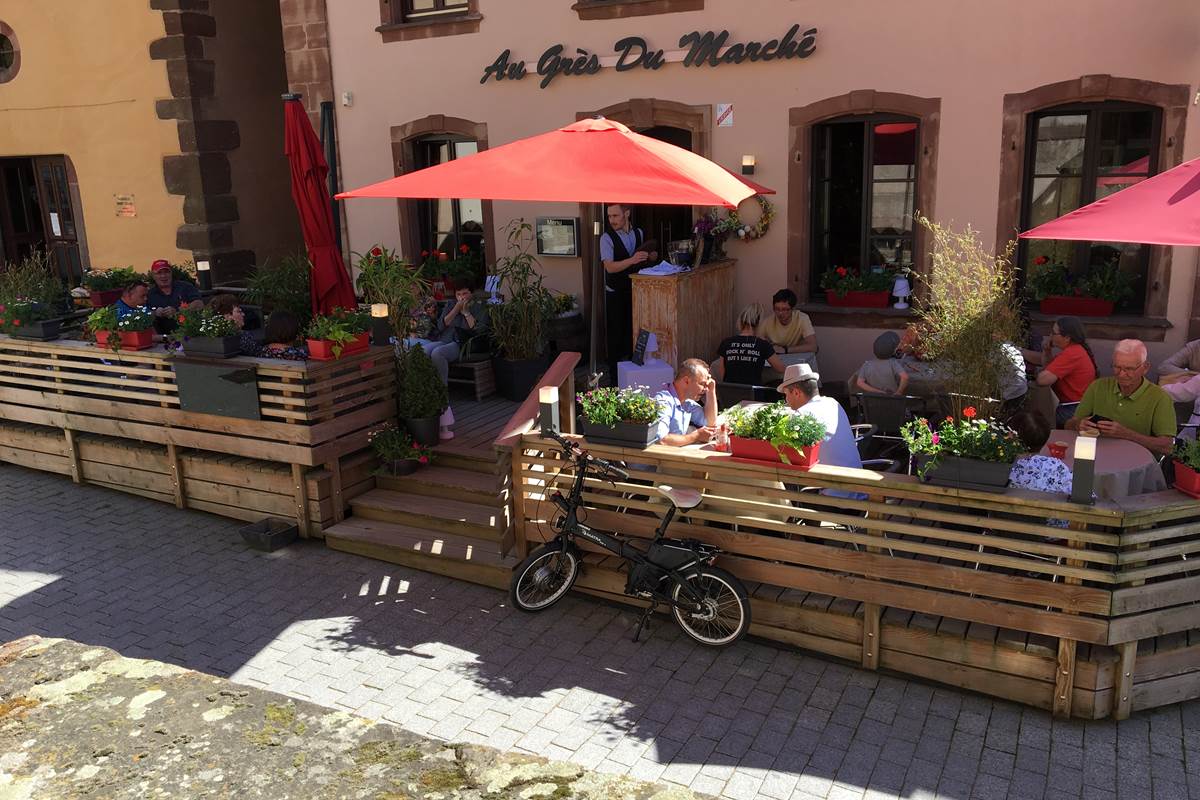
[509,541,580,613]
[671,566,750,646]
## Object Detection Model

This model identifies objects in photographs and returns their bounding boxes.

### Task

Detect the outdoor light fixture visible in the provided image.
[539,385,560,434]
[1070,431,1097,504]
[741,155,756,175]
[369,303,390,345]
[196,260,212,291]
[893,274,912,310]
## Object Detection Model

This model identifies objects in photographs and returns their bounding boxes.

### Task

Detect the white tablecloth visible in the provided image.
[617,359,674,395]
[1039,430,1166,499]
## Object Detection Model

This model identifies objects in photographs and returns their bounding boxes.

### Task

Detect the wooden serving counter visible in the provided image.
[631,258,736,366]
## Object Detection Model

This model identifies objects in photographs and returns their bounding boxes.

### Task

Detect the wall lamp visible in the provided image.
[741,155,756,176]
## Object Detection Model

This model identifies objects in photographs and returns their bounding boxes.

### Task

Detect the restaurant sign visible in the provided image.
[481,24,818,90]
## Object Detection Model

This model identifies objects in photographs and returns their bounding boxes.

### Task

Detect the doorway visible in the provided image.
[0,156,84,281]
[633,126,694,252]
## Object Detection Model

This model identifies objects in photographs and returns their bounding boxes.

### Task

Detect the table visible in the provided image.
[1039,429,1166,499]
[617,358,674,394]
[631,258,736,367]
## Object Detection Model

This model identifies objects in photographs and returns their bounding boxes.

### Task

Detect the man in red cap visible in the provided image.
[146,259,202,328]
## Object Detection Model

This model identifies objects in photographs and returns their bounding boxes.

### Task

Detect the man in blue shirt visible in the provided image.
[652,358,718,446]
[114,281,149,319]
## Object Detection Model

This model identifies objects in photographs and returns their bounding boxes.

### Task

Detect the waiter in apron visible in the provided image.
[600,203,656,377]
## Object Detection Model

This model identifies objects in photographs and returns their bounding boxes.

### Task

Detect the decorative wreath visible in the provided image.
[713,194,774,241]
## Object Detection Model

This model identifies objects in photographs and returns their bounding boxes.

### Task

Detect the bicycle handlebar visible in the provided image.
[540,428,629,482]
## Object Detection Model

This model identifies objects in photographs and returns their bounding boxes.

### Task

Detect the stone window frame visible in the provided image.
[0,21,21,84]
[571,0,704,21]
[376,0,482,43]
[788,90,941,329]
[390,115,496,269]
[996,75,1190,342]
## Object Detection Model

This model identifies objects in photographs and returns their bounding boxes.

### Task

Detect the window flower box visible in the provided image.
[94,329,155,351]
[1175,463,1200,499]
[184,335,243,359]
[1038,296,1114,317]
[917,454,1012,491]
[12,319,62,341]
[729,436,820,470]
[88,289,122,308]
[580,419,660,449]
[306,331,369,361]
[824,290,891,308]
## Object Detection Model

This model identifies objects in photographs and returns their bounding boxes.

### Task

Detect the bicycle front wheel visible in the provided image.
[509,541,580,613]
[671,566,750,647]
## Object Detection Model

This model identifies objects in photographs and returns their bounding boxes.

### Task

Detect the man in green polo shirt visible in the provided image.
[1067,339,1176,456]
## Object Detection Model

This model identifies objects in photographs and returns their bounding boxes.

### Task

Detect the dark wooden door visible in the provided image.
[33,156,83,282]
[0,158,46,266]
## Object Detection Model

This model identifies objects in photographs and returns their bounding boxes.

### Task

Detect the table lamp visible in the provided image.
[1070,431,1097,504]
[539,385,560,434]
[893,273,911,310]
[369,303,390,345]
[196,260,212,291]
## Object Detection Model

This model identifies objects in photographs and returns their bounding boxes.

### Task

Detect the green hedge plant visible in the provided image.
[396,342,448,419]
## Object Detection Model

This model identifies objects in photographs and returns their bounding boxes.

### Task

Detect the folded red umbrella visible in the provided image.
[1020,155,1200,246]
[338,117,756,207]
[284,97,357,314]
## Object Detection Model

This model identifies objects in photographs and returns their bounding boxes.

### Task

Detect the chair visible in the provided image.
[447,335,496,401]
[856,393,921,461]
[1055,402,1080,429]
[852,423,877,459]
[717,381,776,405]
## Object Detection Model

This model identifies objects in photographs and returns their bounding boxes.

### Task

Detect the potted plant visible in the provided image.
[354,245,428,339]
[169,307,243,358]
[1025,257,1135,317]
[489,220,557,401]
[443,245,483,291]
[901,407,1024,490]
[1172,438,1200,499]
[305,307,370,361]
[82,267,138,307]
[725,402,826,469]
[0,300,62,341]
[243,253,313,328]
[88,305,155,352]
[577,387,662,448]
[819,265,895,308]
[396,343,448,446]
[369,424,434,476]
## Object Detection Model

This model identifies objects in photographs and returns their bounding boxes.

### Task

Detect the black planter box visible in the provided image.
[12,319,62,341]
[494,355,550,402]
[239,518,299,551]
[581,419,660,448]
[919,454,1012,492]
[184,335,242,358]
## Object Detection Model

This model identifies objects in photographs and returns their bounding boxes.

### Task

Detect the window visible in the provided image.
[809,116,918,297]
[412,137,484,258]
[572,0,705,20]
[401,0,468,21]
[0,22,18,84]
[1019,102,1160,314]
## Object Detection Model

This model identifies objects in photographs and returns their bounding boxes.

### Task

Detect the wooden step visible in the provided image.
[350,488,504,541]
[430,442,500,474]
[377,466,501,506]
[324,519,515,590]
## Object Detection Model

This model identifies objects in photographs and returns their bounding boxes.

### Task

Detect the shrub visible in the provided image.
[725,402,826,464]
[577,387,661,427]
[354,245,427,335]
[82,267,138,292]
[489,220,556,361]
[0,252,64,309]
[243,253,313,327]
[396,343,448,419]
[369,424,434,464]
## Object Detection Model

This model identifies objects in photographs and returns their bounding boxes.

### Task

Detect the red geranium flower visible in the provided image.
[370,246,383,257]
[421,250,430,258]
[963,406,977,419]
[459,244,469,254]
[178,315,186,323]
[12,320,20,326]
[835,266,847,277]
[418,455,429,464]
[0,304,6,313]
[1033,255,1048,265]
[945,416,954,423]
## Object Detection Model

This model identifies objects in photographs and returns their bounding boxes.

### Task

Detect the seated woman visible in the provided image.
[714,303,784,385]
[207,293,259,355]
[1021,316,1097,426]
[255,310,308,361]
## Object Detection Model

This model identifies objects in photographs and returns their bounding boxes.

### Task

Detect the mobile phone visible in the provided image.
[1089,414,1111,424]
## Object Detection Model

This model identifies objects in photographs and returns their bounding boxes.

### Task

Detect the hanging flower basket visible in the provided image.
[1038,296,1114,317]
[729,436,820,470]
[825,290,891,308]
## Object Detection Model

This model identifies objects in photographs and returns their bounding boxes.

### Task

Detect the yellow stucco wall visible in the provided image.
[0,3,185,270]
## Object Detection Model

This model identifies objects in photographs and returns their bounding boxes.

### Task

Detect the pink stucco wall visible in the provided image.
[325,0,1199,379]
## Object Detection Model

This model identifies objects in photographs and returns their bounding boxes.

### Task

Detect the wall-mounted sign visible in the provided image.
[716,103,734,127]
[536,216,580,257]
[481,24,818,90]
[114,193,136,218]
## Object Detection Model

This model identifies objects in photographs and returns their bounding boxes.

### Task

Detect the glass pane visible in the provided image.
[52,164,75,238]
[453,141,477,159]
[868,236,912,267]
[1033,114,1088,175]
[1096,109,1154,175]
[0,35,13,70]
[410,0,435,11]
[1095,173,1146,201]
[1028,175,1082,226]
[457,198,483,225]
[871,122,916,180]
[870,181,914,235]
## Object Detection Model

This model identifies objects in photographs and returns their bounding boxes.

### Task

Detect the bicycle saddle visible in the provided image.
[656,485,702,510]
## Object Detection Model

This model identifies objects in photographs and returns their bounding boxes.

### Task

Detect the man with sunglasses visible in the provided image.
[1066,339,1176,456]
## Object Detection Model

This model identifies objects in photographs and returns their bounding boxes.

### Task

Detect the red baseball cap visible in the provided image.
[150,259,171,272]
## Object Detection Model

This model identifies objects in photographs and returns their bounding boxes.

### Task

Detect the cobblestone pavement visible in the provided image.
[3,463,1200,800]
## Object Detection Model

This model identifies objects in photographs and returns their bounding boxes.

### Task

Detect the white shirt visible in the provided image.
[1164,373,1200,440]
[797,395,862,470]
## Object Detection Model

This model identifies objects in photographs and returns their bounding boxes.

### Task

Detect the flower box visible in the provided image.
[581,419,659,449]
[94,329,155,351]
[1175,463,1200,499]
[305,331,370,361]
[1038,296,1114,317]
[729,436,820,470]
[918,454,1012,491]
[183,335,242,359]
[12,319,62,341]
[239,518,299,552]
[88,289,123,308]
[825,290,891,309]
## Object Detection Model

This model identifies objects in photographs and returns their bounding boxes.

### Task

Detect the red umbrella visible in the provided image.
[283,95,357,314]
[723,167,776,195]
[338,117,755,207]
[1020,155,1200,246]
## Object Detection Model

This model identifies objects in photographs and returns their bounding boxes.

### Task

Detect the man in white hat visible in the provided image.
[778,363,861,472]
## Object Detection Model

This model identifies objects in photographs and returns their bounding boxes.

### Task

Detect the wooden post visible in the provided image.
[1053,638,1076,717]
[155,362,171,409]
[511,447,528,559]
[166,443,185,509]
[1114,641,1137,720]
[63,428,81,484]
[292,463,312,537]
[862,603,881,670]
[326,458,345,523]
[561,372,576,434]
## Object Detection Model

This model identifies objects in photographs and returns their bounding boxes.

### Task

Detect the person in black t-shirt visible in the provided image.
[715,303,785,385]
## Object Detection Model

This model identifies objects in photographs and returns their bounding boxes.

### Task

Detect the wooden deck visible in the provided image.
[440,393,520,454]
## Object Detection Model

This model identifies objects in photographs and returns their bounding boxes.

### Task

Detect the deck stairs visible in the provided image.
[323,443,519,589]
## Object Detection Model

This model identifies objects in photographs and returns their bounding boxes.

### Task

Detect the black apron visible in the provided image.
[604,227,643,367]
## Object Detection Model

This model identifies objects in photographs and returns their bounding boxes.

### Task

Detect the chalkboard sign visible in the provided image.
[632,328,650,366]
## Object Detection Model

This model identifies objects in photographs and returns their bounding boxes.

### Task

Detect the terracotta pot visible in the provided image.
[1175,463,1200,498]
[305,332,369,361]
[729,436,820,470]
[1038,296,1115,317]
[88,289,122,308]
[94,329,155,351]
[825,290,891,308]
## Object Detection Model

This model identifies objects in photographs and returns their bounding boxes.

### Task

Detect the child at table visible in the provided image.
[1008,411,1074,528]
[856,331,909,396]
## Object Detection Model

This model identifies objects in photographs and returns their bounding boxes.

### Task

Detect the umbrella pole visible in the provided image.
[589,202,602,388]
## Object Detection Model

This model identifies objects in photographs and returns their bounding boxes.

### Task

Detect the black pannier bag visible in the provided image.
[625,539,701,595]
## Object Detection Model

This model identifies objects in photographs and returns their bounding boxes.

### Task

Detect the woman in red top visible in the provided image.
[1022,316,1097,426]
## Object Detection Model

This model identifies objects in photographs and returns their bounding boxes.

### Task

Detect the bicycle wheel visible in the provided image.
[509,541,580,613]
[671,566,750,646]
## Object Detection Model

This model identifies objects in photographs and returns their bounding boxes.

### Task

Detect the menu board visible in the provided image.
[536,216,579,257]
